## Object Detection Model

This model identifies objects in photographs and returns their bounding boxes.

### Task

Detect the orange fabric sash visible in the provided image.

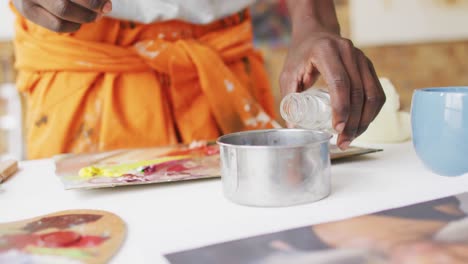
[13,8,278,159]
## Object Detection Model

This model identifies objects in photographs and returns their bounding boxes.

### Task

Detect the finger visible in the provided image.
[22,3,81,32]
[300,67,320,91]
[336,39,364,148]
[279,69,296,98]
[298,81,305,93]
[71,0,112,13]
[279,60,306,97]
[286,122,296,129]
[311,40,351,136]
[36,0,99,24]
[366,57,386,121]
[355,53,386,137]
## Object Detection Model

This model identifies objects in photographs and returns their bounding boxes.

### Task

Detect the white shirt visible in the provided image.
[108,0,255,24]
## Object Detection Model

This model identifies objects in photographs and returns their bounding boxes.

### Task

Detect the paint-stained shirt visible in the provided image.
[108,0,255,24]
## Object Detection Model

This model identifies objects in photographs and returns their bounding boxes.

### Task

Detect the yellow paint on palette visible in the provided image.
[78,155,190,178]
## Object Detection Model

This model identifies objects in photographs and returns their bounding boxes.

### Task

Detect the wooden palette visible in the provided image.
[329,145,382,161]
[55,143,221,190]
[0,210,126,264]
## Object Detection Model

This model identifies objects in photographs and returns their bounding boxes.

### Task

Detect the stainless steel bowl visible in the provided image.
[217,129,332,207]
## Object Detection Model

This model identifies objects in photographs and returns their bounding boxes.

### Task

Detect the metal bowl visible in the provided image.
[217,129,332,207]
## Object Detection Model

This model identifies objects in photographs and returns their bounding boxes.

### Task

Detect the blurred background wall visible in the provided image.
[1,0,468,157]
[0,0,15,83]
[0,0,19,159]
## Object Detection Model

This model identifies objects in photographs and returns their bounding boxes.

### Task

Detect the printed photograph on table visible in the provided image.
[0,210,125,264]
[166,192,468,264]
[54,141,221,190]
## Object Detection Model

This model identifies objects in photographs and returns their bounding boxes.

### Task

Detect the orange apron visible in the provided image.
[12,7,278,159]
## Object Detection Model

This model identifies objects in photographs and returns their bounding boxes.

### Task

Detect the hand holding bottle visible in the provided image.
[281,89,333,132]
[282,0,386,150]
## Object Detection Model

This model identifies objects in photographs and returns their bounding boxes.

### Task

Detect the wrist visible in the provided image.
[287,0,341,36]
[292,17,340,37]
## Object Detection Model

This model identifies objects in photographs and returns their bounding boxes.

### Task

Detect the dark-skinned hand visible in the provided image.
[280,24,386,150]
[12,0,112,33]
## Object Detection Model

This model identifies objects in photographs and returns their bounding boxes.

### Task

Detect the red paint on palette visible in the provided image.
[40,231,82,247]
[204,145,220,155]
[166,164,189,173]
[0,231,107,251]
[72,235,108,247]
[143,159,192,175]
[166,145,219,157]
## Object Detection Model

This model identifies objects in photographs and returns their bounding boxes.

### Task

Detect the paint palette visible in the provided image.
[54,142,381,190]
[0,210,125,264]
[55,142,221,190]
[329,144,382,161]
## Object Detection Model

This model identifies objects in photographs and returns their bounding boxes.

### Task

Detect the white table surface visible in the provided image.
[2,142,468,264]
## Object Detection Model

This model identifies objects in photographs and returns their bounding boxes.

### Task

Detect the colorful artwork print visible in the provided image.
[55,142,221,190]
[166,192,468,264]
[0,210,126,264]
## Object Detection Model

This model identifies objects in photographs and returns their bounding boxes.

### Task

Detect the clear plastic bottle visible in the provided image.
[280,89,333,132]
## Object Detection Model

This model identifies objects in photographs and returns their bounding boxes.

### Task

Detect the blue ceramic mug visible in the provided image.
[411,87,468,176]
